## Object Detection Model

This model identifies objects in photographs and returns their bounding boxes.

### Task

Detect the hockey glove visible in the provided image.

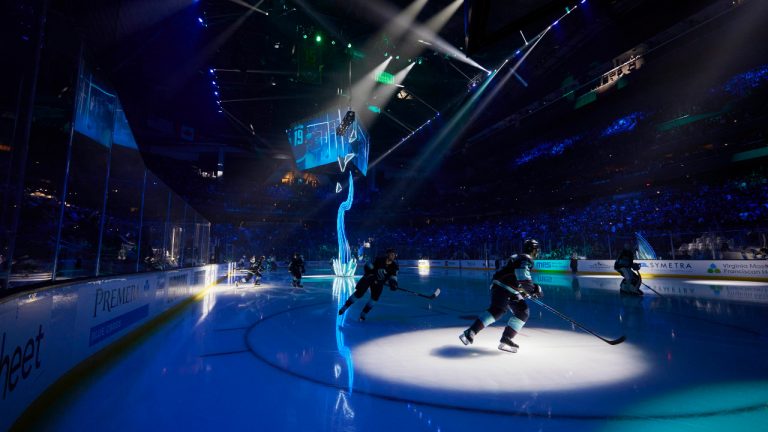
[631,263,641,271]
[388,280,399,291]
[530,284,544,299]
[377,268,388,280]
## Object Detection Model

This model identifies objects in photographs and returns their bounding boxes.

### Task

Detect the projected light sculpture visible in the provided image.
[635,232,658,260]
[333,172,357,276]
[287,110,370,276]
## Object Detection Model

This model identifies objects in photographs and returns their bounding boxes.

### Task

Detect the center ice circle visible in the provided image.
[352,327,649,393]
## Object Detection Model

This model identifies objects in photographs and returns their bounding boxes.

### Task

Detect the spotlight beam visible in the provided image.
[370,63,416,103]
[404,18,488,72]
[292,0,347,44]
[224,0,268,16]
[373,28,550,213]
[346,57,393,127]
[468,0,747,143]
[449,25,551,137]
[359,62,416,129]
[352,0,488,73]
[424,0,463,32]
[380,0,429,43]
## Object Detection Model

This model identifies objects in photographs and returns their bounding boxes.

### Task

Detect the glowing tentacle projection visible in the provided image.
[333,172,357,276]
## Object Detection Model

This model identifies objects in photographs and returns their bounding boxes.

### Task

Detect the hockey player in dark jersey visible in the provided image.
[459,239,543,353]
[288,252,305,287]
[237,256,258,287]
[338,248,399,321]
[243,255,265,286]
[614,242,642,295]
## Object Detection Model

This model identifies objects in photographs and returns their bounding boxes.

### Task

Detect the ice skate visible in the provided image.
[498,337,519,353]
[620,282,643,296]
[459,329,475,346]
[620,287,643,296]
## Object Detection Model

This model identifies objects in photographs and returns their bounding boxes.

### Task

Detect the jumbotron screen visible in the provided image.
[286,109,369,175]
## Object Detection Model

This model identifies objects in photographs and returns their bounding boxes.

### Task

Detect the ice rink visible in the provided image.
[26,267,768,432]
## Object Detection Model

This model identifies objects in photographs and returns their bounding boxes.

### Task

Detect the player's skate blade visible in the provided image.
[498,338,519,353]
[459,330,474,346]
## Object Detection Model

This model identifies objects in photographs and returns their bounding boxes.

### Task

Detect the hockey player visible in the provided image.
[615,242,642,295]
[242,255,265,286]
[288,252,305,287]
[236,255,256,287]
[338,248,399,321]
[460,239,543,353]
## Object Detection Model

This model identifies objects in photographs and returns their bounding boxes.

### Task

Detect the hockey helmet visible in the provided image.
[523,239,540,255]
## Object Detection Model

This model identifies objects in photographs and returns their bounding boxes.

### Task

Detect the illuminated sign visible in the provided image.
[376,71,395,85]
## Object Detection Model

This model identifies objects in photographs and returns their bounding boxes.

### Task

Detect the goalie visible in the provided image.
[614,242,643,296]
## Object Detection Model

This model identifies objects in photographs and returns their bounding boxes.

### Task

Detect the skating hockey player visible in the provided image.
[460,239,543,353]
[289,252,305,287]
[338,248,399,321]
[615,242,643,295]
[239,255,265,287]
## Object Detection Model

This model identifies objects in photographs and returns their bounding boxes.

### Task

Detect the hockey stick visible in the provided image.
[527,296,626,345]
[635,269,664,297]
[641,282,664,297]
[397,286,441,299]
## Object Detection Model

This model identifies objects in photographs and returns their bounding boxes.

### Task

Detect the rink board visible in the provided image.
[303,259,768,281]
[0,264,225,431]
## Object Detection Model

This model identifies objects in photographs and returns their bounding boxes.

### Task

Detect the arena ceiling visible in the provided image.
[62,0,735,220]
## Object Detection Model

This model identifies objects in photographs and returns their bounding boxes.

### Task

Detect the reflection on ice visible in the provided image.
[333,277,356,392]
